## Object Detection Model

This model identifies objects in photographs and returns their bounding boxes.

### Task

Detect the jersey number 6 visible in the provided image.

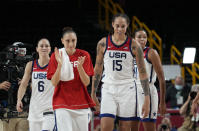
[38,81,45,92]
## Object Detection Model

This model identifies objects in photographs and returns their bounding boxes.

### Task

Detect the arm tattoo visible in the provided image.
[137,46,146,74]
[94,74,101,93]
[93,40,105,92]
[140,79,150,96]
[97,42,106,55]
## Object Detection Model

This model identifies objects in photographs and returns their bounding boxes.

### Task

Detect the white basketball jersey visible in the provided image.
[133,47,157,85]
[28,60,54,121]
[102,35,134,85]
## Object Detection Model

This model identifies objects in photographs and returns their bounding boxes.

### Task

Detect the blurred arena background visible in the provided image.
[1,0,199,130]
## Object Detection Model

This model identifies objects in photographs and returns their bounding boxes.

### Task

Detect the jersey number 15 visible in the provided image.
[113,60,122,71]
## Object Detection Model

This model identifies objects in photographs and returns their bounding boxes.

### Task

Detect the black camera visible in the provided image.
[0,42,34,68]
[0,42,33,118]
[190,91,197,100]
[160,124,169,130]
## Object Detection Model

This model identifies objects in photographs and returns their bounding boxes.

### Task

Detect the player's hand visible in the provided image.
[159,101,166,117]
[142,95,150,118]
[77,56,86,68]
[16,100,23,112]
[91,92,100,113]
[54,47,63,66]
[0,81,11,91]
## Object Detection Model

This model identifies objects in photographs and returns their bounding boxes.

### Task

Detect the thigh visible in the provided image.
[15,118,29,131]
[42,113,55,131]
[29,120,42,131]
[100,117,115,131]
[142,121,156,131]
[100,84,117,118]
[131,121,140,131]
[137,84,145,118]
[73,109,90,131]
[117,83,138,119]
[54,109,73,131]
[137,85,158,121]
[148,86,158,120]
[119,120,136,131]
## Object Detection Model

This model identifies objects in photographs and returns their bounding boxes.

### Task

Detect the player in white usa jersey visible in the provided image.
[132,29,166,131]
[16,38,55,131]
[91,13,151,131]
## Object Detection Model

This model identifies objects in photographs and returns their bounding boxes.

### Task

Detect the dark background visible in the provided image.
[0,0,199,64]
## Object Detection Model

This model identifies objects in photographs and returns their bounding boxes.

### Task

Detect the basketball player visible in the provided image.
[16,38,55,131]
[47,27,96,131]
[132,29,166,131]
[91,13,150,131]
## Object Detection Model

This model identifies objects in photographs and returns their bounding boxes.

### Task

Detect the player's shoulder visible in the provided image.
[148,47,159,57]
[26,60,34,68]
[98,36,107,43]
[27,60,33,65]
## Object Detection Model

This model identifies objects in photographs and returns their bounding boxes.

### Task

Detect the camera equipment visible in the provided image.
[160,124,168,130]
[190,91,197,100]
[0,42,34,66]
[0,42,33,119]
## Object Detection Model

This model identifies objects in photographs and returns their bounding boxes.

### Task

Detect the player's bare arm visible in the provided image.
[132,39,150,118]
[132,39,149,96]
[148,49,166,116]
[91,38,106,110]
[92,38,106,93]
[17,61,32,112]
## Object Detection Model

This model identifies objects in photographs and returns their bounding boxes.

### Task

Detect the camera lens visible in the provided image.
[161,124,168,129]
[190,91,197,100]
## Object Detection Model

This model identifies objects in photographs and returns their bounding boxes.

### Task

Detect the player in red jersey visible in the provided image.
[47,27,96,131]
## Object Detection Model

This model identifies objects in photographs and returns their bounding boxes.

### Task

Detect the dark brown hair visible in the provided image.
[62,26,76,38]
[132,28,147,38]
[109,13,131,37]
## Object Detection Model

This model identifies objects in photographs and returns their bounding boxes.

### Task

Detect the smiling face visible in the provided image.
[134,30,148,49]
[112,16,129,37]
[61,32,77,55]
[36,39,51,57]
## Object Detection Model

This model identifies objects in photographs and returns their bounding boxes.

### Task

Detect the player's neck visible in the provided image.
[38,56,49,66]
[66,48,76,56]
[112,34,126,45]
